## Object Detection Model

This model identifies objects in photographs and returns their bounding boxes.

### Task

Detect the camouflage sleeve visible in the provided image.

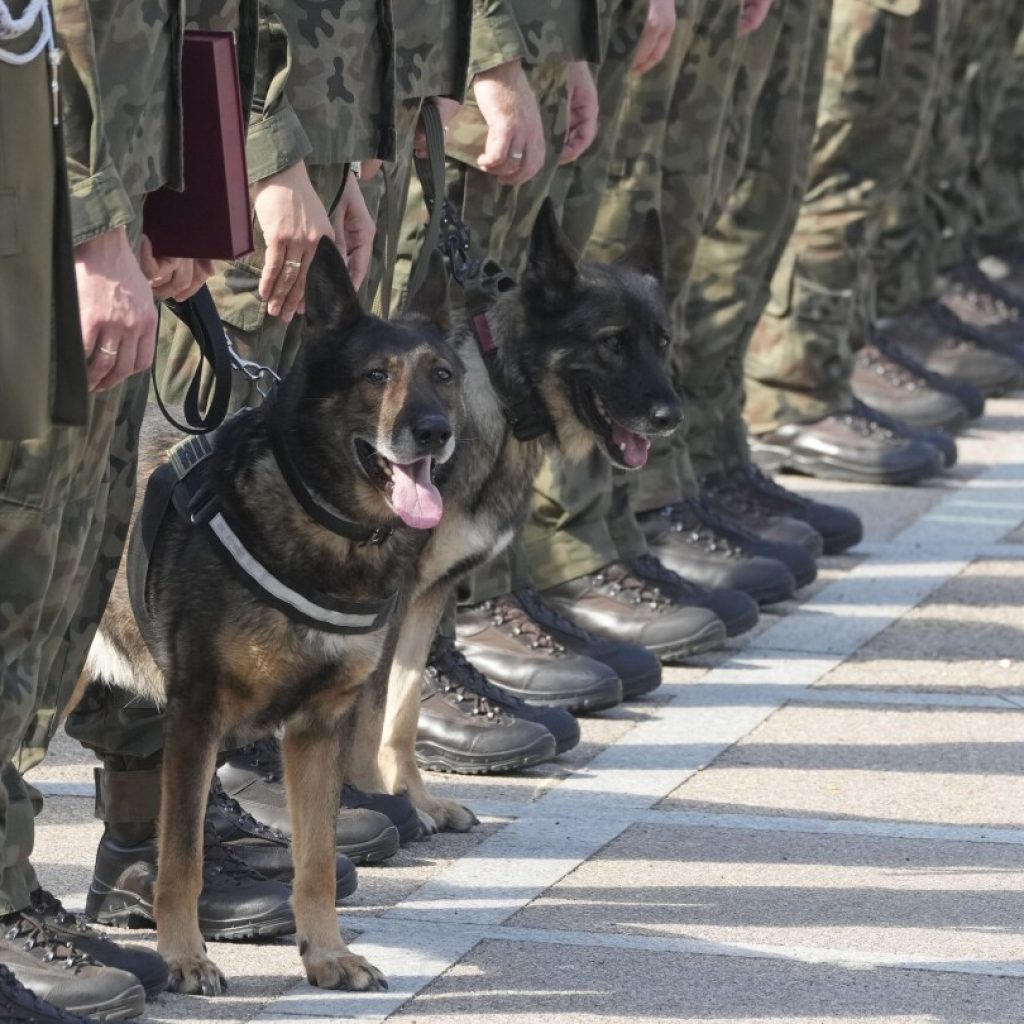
[246,2,313,183]
[52,0,137,245]
[469,0,528,77]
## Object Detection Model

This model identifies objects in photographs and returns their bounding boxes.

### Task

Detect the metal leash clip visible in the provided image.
[225,333,281,399]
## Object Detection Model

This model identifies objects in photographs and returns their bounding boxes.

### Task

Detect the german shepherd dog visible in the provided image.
[87,239,464,996]
[342,199,683,833]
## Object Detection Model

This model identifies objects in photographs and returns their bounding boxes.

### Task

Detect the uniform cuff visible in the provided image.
[469,5,528,77]
[246,107,313,184]
[68,164,135,246]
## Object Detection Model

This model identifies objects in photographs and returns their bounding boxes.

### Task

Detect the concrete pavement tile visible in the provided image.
[818,558,1024,694]
[660,704,1024,827]
[508,824,1024,960]
[387,939,1023,1022]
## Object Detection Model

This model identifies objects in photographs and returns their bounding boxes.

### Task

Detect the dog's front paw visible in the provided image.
[166,954,227,996]
[424,797,479,833]
[416,808,439,836]
[304,951,388,992]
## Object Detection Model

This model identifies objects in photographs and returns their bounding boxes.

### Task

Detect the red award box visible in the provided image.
[142,31,253,260]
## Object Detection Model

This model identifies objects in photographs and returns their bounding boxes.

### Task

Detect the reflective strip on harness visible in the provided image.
[207,513,387,632]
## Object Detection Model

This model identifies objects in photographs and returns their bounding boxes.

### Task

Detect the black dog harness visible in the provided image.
[127,414,398,649]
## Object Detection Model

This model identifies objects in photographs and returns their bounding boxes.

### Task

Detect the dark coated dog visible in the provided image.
[87,239,464,996]
[343,199,683,832]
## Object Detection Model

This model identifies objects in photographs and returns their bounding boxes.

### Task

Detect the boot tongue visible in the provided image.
[611,423,651,468]
[390,458,443,529]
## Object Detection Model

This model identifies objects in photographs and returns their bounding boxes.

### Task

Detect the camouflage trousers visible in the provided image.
[979,26,1024,247]
[0,342,148,912]
[64,161,355,824]
[873,0,1023,315]
[743,0,949,435]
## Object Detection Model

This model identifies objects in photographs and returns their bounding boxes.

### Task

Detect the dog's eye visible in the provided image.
[434,367,453,383]
[602,334,626,352]
[365,368,388,385]
[657,330,671,351]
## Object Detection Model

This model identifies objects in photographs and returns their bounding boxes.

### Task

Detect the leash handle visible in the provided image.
[407,101,449,304]
[152,285,235,435]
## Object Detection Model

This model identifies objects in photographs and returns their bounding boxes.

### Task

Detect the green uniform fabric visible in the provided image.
[582,0,744,521]
[979,25,1024,245]
[687,0,832,470]
[741,0,945,434]
[0,31,86,440]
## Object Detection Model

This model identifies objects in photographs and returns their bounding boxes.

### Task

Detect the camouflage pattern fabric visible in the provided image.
[979,25,1024,246]
[742,0,949,435]
[688,0,831,465]
[261,0,397,164]
[394,0,471,100]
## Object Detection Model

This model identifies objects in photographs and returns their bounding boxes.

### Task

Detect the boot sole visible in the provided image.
[416,733,557,775]
[86,882,296,942]
[756,442,942,487]
[505,676,623,714]
[620,666,663,700]
[339,825,400,865]
[63,983,146,1022]
[649,618,728,664]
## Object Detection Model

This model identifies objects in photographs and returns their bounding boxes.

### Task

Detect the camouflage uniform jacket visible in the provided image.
[471,0,601,71]
[262,0,397,164]
[54,0,310,245]
[392,0,471,100]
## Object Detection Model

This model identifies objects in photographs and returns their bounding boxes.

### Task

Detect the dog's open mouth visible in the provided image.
[582,389,652,470]
[356,441,443,530]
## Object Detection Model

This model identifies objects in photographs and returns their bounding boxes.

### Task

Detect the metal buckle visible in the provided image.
[225,334,281,398]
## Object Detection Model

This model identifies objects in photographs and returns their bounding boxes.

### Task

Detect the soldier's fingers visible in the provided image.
[96,331,138,392]
[132,319,157,376]
[495,130,532,185]
[87,331,124,392]
[478,120,514,176]
[173,261,211,302]
[347,238,371,290]
[260,240,287,311]
[152,259,192,300]
[266,248,305,319]
[277,251,310,324]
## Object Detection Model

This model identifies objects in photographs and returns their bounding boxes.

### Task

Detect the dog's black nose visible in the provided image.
[649,400,683,433]
[412,414,452,452]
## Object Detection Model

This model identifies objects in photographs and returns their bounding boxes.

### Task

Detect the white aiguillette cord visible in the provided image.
[0,0,62,125]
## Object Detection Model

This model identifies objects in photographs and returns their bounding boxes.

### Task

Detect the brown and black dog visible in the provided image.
[343,199,682,833]
[88,239,464,995]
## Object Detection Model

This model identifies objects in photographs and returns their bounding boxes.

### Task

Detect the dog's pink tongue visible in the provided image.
[611,423,651,468]
[390,458,443,529]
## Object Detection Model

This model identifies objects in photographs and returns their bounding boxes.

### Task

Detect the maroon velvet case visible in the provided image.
[143,31,253,260]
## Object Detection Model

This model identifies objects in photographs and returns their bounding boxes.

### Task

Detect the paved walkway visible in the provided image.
[29,396,1024,1024]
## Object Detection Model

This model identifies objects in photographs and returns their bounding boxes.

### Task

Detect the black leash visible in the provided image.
[152,284,279,435]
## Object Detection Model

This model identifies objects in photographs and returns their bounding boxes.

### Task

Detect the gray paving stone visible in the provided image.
[660,704,1024,827]
[387,939,1024,1022]
[819,558,1024,694]
[508,823,1024,960]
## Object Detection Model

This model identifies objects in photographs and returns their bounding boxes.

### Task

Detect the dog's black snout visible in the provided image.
[649,399,683,433]
[412,413,452,452]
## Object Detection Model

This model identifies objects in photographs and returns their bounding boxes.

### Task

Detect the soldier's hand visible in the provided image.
[74,227,159,393]
[559,62,599,166]
[473,60,545,186]
[633,0,677,74]
[252,162,334,323]
[332,171,375,290]
[138,236,213,302]
[739,0,774,35]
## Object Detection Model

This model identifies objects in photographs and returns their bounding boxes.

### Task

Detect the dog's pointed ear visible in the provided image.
[304,236,362,333]
[405,251,450,332]
[522,198,580,308]
[617,209,664,283]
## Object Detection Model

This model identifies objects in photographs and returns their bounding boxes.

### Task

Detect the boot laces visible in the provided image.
[427,639,518,719]
[210,778,287,844]
[515,587,597,644]
[486,596,565,653]
[27,890,92,939]
[740,464,810,510]
[592,561,672,609]
[238,737,284,783]
[838,402,898,439]
[871,336,945,386]
[1,913,93,973]
[950,265,1021,322]
[666,499,744,556]
[631,554,701,598]
[857,344,922,389]
[202,819,271,883]
[0,962,93,1021]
